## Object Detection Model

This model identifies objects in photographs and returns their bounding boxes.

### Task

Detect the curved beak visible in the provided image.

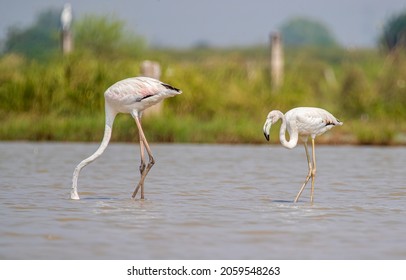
[263,118,271,141]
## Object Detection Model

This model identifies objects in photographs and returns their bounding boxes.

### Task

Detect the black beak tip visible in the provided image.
[264,133,270,141]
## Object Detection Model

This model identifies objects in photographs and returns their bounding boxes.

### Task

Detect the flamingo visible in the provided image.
[262,107,342,203]
[71,77,182,200]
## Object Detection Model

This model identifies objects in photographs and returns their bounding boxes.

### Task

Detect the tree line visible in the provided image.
[2,8,406,61]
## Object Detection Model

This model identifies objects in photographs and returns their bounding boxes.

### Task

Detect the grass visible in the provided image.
[1,46,406,145]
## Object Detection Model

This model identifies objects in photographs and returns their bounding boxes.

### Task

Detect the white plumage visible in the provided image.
[61,3,72,31]
[71,77,181,200]
[263,107,343,202]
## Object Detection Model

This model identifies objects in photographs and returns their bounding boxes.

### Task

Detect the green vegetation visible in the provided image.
[3,9,60,60]
[380,10,406,51]
[1,13,406,145]
[74,15,146,58]
[280,17,338,47]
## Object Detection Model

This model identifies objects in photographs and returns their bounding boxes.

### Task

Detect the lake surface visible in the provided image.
[0,142,405,259]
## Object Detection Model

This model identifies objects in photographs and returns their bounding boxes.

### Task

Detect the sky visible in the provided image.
[1,0,406,48]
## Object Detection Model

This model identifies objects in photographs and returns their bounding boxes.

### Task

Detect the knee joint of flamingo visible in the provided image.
[311,168,317,177]
[139,162,146,172]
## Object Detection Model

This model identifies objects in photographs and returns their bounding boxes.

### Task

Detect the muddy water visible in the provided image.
[1,142,405,259]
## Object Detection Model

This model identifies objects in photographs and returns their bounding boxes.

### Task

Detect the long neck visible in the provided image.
[279,113,299,149]
[71,105,116,199]
[71,124,113,199]
[73,105,116,177]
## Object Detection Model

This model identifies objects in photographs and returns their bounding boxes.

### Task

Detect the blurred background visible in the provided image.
[1,0,406,144]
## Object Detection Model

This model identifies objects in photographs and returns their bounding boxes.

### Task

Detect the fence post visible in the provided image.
[61,31,73,54]
[60,3,73,55]
[270,32,283,90]
[141,60,162,116]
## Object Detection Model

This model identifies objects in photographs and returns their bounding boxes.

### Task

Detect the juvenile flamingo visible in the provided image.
[71,77,181,200]
[263,107,342,203]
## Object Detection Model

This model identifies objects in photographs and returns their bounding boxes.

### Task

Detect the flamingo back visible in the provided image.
[104,77,181,114]
[286,107,342,138]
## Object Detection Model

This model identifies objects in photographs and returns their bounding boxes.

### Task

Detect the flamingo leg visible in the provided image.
[138,118,146,175]
[132,115,155,199]
[294,140,313,203]
[310,138,317,203]
[137,122,146,198]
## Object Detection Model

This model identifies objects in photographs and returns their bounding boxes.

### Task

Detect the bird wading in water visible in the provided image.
[263,107,343,203]
[71,77,182,200]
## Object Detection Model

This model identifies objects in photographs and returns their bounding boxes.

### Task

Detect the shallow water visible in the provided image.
[0,142,405,259]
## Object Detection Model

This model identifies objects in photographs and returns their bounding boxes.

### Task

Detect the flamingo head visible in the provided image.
[263,110,283,141]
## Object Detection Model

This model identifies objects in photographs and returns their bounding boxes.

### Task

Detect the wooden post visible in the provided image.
[60,3,73,55]
[61,30,73,54]
[141,60,162,116]
[270,32,284,90]
[141,60,161,80]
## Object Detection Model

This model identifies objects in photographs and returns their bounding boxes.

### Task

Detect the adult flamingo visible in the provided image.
[263,107,342,203]
[71,77,181,200]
